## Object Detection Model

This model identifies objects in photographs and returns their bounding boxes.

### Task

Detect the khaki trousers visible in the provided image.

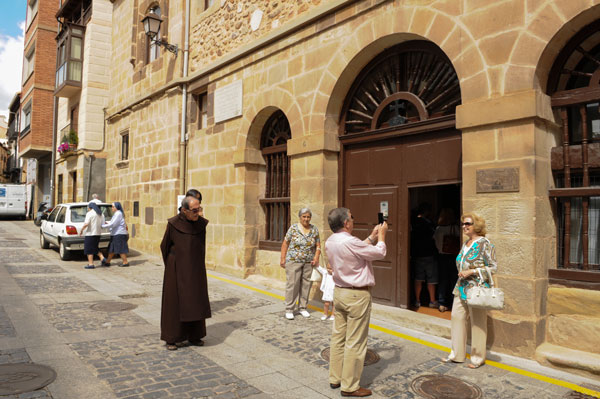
[329,287,371,392]
[448,295,488,366]
[284,261,313,312]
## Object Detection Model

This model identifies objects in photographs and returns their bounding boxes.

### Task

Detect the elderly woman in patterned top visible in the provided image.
[280,207,321,320]
[442,212,497,369]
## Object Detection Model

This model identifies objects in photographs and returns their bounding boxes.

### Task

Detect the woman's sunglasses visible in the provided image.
[461,222,474,227]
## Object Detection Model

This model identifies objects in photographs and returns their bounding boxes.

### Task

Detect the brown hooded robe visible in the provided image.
[160,212,211,343]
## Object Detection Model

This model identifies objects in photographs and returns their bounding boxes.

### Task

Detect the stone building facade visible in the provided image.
[54,0,112,204]
[106,0,600,379]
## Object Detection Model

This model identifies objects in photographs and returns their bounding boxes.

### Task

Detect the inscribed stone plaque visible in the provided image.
[214,80,243,123]
[476,167,519,193]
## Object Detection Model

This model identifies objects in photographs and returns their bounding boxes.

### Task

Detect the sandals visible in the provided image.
[189,340,204,346]
[439,305,449,313]
[166,344,178,351]
[467,362,484,369]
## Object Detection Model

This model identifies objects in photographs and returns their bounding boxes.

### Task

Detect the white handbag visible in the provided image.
[466,267,505,310]
[310,267,322,282]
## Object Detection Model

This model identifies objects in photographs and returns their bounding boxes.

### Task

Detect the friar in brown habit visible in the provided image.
[160,195,211,350]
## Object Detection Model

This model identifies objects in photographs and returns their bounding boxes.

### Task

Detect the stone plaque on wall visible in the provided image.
[214,80,243,124]
[476,167,519,193]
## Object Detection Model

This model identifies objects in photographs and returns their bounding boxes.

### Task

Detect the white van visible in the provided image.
[0,184,27,218]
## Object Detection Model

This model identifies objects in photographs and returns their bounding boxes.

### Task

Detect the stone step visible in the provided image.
[546,314,600,356]
[536,342,600,378]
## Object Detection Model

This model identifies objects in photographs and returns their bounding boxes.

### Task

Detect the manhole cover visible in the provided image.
[320,347,380,366]
[119,293,148,299]
[90,301,137,312]
[411,374,482,399]
[0,363,56,395]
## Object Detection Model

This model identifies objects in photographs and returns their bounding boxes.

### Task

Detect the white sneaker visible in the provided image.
[299,309,310,318]
[328,315,335,321]
[285,312,294,320]
[320,315,328,321]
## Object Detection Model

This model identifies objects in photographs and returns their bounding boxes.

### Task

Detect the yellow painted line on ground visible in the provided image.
[208,272,600,398]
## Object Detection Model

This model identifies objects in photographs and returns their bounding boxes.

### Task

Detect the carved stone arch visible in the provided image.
[531,4,600,93]
[339,40,461,135]
[239,88,303,156]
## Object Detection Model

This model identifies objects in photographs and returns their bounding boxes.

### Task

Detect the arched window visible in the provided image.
[548,20,600,273]
[341,41,460,135]
[146,6,161,63]
[259,110,291,248]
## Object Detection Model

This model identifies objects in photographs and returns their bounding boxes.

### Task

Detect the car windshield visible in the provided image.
[70,205,114,222]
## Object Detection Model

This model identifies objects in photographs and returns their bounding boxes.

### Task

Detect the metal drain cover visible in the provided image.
[0,363,56,395]
[411,374,482,399]
[320,347,380,366]
[90,301,137,312]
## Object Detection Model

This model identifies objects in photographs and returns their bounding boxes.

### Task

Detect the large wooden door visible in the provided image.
[341,129,461,307]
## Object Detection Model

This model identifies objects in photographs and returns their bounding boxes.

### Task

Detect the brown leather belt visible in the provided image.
[337,285,370,291]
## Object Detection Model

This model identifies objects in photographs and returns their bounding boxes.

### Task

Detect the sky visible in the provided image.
[0,0,27,121]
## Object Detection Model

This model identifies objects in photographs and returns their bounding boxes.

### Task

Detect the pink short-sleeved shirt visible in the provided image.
[325,231,387,288]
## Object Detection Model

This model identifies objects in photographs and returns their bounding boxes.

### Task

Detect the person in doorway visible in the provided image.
[90,193,102,204]
[411,202,438,308]
[326,207,387,397]
[101,202,130,267]
[79,202,106,269]
[442,213,497,369]
[160,196,211,350]
[433,208,460,312]
[280,207,321,320]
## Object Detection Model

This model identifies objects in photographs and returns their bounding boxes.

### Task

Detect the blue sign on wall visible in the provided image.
[0,188,5,197]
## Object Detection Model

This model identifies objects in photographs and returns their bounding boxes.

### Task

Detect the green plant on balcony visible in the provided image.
[67,130,78,147]
[57,131,78,157]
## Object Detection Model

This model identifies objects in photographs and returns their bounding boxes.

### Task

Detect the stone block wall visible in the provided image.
[106,0,600,368]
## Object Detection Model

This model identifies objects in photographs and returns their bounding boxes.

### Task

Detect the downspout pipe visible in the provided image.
[178,0,190,194]
[50,96,58,207]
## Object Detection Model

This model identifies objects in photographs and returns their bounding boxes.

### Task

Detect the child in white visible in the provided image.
[317,264,335,320]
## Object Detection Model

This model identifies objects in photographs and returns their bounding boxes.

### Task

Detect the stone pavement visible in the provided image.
[0,220,599,399]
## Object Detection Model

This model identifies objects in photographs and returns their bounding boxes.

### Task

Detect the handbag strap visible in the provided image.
[475,267,496,287]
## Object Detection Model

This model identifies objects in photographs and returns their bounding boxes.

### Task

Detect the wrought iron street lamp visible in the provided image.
[141,12,179,55]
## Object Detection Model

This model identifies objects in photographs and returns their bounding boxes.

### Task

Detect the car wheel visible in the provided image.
[59,240,70,260]
[40,232,49,249]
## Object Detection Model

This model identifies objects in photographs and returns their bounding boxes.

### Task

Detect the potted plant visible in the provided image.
[67,130,78,148]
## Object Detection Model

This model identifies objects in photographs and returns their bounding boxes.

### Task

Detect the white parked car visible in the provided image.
[39,202,113,260]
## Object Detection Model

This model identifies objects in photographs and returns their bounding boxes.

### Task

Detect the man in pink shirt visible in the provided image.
[325,207,388,397]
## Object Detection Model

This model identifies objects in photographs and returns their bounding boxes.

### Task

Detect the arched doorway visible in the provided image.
[339,40,462,308]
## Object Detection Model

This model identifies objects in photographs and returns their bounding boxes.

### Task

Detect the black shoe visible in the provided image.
[101,259,110,267]
[119,263,130,267]
[330,383,341,389]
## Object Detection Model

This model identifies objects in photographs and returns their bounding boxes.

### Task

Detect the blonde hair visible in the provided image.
[461,213,487,236]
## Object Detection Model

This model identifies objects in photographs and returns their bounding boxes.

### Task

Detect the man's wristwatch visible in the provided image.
[367,236,375,244]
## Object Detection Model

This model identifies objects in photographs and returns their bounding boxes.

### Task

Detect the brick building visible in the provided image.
[105,0,600,379]
[18,0,60,211]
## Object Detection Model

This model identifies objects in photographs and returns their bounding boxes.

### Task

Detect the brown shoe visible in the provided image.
[341,387,372,397]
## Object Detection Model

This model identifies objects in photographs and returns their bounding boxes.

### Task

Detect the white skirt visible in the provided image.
[318,266,335,302]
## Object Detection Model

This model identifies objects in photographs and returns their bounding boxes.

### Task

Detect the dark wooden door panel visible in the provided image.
[345,186,397,305]
[342,128,461,308]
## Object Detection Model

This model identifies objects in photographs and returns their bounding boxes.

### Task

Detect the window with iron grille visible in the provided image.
[259,111,291,250]
[548,20,600,285]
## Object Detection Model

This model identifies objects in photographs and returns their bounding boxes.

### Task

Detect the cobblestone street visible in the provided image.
[0,220,599,398]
